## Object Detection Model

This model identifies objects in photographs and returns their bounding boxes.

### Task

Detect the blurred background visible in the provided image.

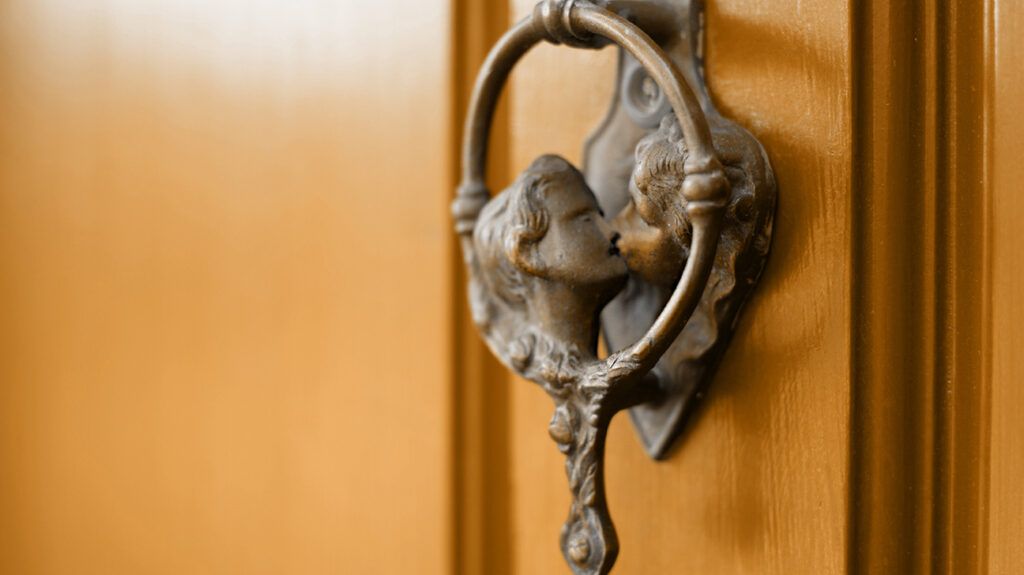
[0,1,457,572]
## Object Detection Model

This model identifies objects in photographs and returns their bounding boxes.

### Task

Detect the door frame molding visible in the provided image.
[850,1,994,573]
[449,2,514,574]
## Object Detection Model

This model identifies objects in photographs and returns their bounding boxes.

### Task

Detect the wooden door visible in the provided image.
[456,1,1024,574]
[0,1,457,573]
[1,1,1021,575]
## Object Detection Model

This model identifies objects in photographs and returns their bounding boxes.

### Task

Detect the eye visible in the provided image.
[598,208,606,218]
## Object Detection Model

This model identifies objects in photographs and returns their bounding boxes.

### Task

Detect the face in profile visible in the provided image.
[534,160,627,297]
[611,115,692,287]
[473,154,627,314]
[629,114,691,241]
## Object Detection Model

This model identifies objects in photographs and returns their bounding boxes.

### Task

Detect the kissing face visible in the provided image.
[610,115,693,287]
[535,166,627,300]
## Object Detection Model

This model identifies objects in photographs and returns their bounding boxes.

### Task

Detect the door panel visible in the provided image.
[505,1,850,573]
[0,1,454,573]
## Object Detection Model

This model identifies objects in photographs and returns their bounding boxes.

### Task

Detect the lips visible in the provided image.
[608,232,622,256]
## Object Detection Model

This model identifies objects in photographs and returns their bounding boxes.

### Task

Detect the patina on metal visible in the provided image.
[451,0,774,573]
[585,0,776,460]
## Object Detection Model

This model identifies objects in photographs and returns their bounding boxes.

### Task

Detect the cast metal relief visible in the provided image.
[451,1,775,573]
[585,1,776,458]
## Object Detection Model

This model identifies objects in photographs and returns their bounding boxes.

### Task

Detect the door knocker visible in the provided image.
[451,0,775,573]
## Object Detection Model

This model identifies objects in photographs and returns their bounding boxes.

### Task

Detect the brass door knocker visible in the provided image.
[451,1,775,573]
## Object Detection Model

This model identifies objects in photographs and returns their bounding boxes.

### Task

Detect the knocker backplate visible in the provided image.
[583,0,776,459]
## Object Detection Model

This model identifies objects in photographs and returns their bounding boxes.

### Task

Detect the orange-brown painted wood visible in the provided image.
[450,1,513,574]
[0,1,456,573]
[0,1,1017,574]
[988,2,1024,572]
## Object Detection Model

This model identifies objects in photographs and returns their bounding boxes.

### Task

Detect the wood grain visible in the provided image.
[506,1,851,573]
[988,1,1024,571]
[0,1,455,573]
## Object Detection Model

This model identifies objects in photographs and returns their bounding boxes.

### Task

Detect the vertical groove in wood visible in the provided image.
[934,1,990,572]
[850,0,930,570]
[851,0,991,572]
[449,1,512,573]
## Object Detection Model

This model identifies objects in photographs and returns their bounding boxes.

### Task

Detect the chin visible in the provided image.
[595,265,629,304]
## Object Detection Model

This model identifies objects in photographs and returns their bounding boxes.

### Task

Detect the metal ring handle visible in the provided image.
[454,0,730,373]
